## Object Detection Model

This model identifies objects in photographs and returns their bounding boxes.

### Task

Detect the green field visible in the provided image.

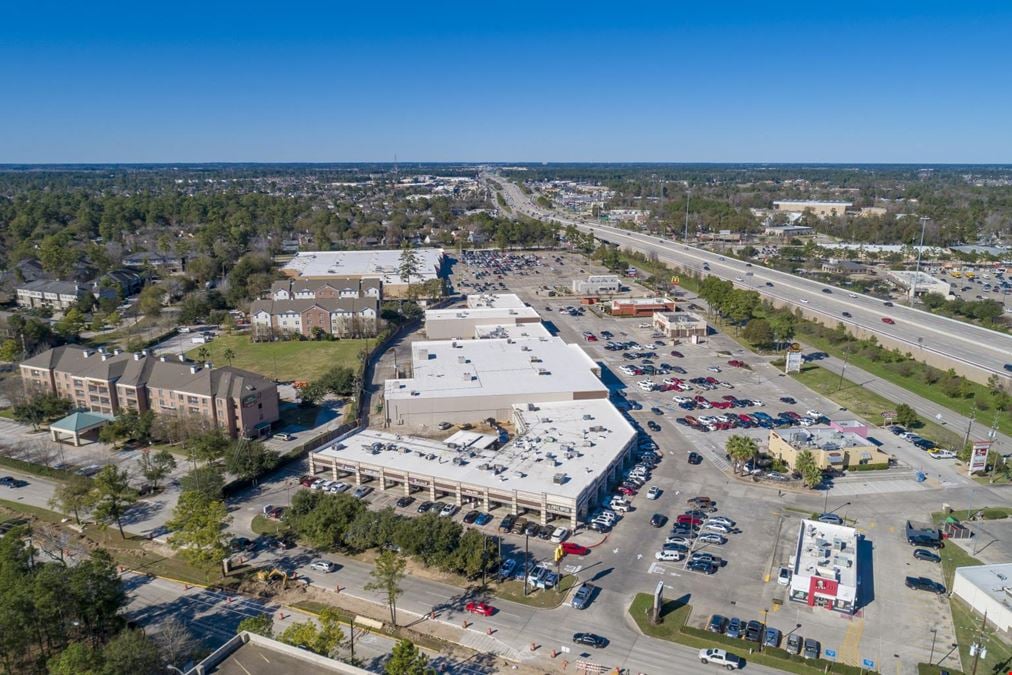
[793,365,964,450]
[185,335,370,382]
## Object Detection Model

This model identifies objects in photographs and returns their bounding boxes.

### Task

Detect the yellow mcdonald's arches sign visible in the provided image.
[671,276,680,285]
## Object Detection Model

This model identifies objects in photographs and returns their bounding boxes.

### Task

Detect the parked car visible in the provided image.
[817,513,843,525]
[395,496,415,508]
[803,638,821,659]
[462,510,480,524]
[351,485,372,499]
[913,549,942,563]
[707,615,728,634]
[785,634,802,655]
[655,550,684,562]
[777,567,792,585]
[646,486,661,500]
[763,627,781,649]
[439,503,459,518]
[698,648,742,670]
[725,617,743,639]
[744,620,763,642]
[905,576,946,594]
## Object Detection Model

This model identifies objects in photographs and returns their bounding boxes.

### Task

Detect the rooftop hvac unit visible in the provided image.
[537,368,551,375]
[582,414,593,421]
[552,473,568,484]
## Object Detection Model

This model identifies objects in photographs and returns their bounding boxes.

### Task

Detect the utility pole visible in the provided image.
[523,533,530,596]
[969,610,989,675]
[683,191,690,243]
[910,216,929,305]
[962,411,976,454]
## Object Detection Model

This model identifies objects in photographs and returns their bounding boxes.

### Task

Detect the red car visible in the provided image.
[561,542,590,556]
[727,359,747,368]
[617,486,636,496]
[705,376,719,384]
[676,514,703,526]
[299,475,317,487]
[465,601,495,616]
[881,317,895,324]
[585,334,598,342]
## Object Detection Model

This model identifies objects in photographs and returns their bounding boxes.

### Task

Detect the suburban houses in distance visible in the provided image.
[19,345,280,440]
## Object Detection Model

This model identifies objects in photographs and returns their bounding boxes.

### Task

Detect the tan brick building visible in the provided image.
[20,346,280,438]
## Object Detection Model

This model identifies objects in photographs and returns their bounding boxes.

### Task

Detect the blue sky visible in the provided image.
[2,2,1011,163]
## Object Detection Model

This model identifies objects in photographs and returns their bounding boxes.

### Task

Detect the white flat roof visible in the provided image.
[792,519,859,590]
[474,323,552,340]
[281,249,444,284]
[466,293,527,309]
[314,399,635,499]
[613,297,672,306]
[778,426,869,451]
[445,430,499,450]
[425,305,541,324]
[385,337,606,401]
[954,563,1012,605]
[657,311,706,324]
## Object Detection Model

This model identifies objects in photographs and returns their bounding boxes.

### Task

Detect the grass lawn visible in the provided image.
[627,593,876,674]
[292,600,447,653]
[797,329,1011,437]
[0,408,15,420]
[0,498,66,524]
[793,365,965,450]
[185,334,370,382]
[251,514,290,536]
[917,664,965,675]
[493,574,577,609]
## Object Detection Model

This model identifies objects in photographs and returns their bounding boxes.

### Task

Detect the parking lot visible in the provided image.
[449,250,964,671]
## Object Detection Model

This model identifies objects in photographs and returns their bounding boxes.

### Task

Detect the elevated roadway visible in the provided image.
[490,175,1012,386]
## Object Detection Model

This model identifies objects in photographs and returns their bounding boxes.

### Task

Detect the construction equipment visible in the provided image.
[256,568,289,589]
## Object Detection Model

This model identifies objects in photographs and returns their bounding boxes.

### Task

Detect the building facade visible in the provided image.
[15,280,88,310]
[20,345,279,438]
[572,274,622,295]
[773,200,852,217]
[652,311,708,338]
[250,297,379,339]
[610,297,676,317]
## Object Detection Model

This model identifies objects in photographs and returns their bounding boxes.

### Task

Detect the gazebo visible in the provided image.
[49,411,114,446]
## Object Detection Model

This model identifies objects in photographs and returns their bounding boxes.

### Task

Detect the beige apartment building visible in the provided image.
[20,345,279,438]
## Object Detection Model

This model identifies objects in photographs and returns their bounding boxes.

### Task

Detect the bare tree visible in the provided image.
[153,618,199,669]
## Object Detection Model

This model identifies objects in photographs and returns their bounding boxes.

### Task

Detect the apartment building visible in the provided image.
[268,277,382,301]
[15,280,88,310]
[20,345,279,438]
[249,297,379,339]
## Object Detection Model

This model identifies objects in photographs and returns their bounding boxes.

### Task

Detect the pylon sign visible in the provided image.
[554,545,564,562]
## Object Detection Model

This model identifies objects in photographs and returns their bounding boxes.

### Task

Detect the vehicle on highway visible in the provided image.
[803,639,821,659]
[842,311,852,318]
[905,576,946,594]
[0,476,28,488]
[698,648,742,670]
[800,298,809,303]
[929,450,957,460]
[465,601,495,616]
[571,582,596,609]
[913,549,942,563]
[882,317,895,324]
[573,632,608,649]
[309,559,336,573]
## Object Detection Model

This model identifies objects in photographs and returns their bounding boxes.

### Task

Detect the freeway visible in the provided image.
[490,175,1012,384]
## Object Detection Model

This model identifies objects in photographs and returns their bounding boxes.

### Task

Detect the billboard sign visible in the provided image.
[968,441,991,474]
[785,350,803,374]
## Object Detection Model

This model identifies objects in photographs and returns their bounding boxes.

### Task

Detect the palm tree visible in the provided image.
[196,346,210,363]
[725,435,758,475]
[222,347,236,367]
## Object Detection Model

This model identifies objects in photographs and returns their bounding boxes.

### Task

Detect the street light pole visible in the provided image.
[760,608,769,652]
[929,627,937,665]
[523,533,530,596]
